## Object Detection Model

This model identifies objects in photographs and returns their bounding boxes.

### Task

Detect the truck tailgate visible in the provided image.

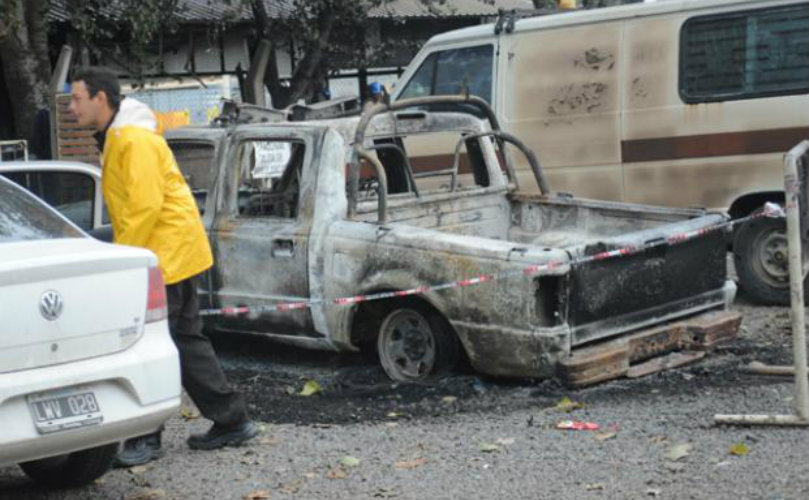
[565,214,730,346]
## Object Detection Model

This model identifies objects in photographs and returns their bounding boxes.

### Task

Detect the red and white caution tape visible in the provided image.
[199,205,783,317]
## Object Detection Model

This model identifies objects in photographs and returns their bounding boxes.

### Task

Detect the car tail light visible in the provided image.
[146,266,168,323]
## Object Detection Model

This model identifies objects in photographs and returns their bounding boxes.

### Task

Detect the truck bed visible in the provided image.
[355,186,730,349]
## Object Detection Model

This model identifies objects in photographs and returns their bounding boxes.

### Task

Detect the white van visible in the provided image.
[390,0,809,305]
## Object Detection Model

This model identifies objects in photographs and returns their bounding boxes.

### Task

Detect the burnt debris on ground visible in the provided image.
[210,299,796,427]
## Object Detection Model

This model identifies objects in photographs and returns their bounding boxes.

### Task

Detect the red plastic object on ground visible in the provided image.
[556,420,601,431]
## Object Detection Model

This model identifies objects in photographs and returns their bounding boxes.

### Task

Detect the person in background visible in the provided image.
[30,108,52,160]
[363,81,388,112]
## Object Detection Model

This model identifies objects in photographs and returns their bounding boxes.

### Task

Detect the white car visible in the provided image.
[0,175,181,488]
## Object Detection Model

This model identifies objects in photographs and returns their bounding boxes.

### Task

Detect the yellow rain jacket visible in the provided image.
[101,98,212,285]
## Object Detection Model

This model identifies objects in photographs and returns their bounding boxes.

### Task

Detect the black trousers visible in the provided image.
[166,275,248,427]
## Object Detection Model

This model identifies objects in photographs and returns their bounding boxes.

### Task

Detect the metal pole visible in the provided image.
[784,141,809,420]
[742,361,809,376]
[713,414,809,426]
[715,140,809,426]
[49,45,73,95]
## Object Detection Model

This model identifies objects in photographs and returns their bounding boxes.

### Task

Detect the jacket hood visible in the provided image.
[109,97,157,132]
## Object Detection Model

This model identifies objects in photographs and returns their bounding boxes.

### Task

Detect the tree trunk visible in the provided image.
[251,0,292,108]
[251,0,338,109]
[286,9,335,105]
[0,0,51,142]
[26,0,52,85]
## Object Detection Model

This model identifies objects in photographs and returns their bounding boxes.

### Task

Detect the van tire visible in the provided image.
[733,215,800,305]
[377,307,459,382]
[19,442,119,488]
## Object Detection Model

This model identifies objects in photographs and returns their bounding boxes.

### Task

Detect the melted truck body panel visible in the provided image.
[165,98,738,381]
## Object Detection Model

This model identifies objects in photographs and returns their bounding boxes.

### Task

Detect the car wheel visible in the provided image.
[734,215,803,305]
[377,307,459,382]
[19,442,119,489]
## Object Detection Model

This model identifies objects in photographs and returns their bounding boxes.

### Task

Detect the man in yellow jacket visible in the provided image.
[69,67,257,466]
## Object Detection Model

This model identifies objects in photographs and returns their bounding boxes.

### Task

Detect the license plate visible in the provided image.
[27,387,103,434]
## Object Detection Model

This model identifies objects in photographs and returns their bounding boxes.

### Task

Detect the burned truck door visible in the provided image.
[167,131,227,310]
[209,132,317,337]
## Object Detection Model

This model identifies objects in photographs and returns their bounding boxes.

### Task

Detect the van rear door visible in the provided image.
[499,19,625,201]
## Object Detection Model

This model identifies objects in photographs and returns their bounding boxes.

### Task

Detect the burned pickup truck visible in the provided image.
[165,96,740,387]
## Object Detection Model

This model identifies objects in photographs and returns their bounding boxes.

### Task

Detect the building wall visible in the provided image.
[124,77,240,127]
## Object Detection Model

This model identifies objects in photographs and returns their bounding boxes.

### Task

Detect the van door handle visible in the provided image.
[271,239,294,257]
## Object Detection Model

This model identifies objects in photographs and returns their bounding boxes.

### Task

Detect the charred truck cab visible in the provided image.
[165,96,740,387]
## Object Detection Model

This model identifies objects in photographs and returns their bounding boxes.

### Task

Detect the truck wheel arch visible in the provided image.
[348,289,466,377]
[349,290,454,346]
[728,191,793,305]
[728,191,784,220]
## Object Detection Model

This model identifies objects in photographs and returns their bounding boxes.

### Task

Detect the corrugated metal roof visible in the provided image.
[48,0,254,23]
[369,0,535,18]
[50,0,535,23]
[174,0,255,22]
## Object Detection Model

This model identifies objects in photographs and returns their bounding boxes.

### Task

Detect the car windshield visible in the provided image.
[0,177,84,243]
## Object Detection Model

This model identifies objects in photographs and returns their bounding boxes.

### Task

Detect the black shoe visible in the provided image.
[187,421,259,451]
[113,432,162,468]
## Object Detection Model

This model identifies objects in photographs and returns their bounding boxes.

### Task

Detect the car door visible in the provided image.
[207,128,318,338]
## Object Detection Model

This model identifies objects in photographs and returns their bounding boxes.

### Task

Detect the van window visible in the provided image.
[399,45,494,103]
[680,3,809,103]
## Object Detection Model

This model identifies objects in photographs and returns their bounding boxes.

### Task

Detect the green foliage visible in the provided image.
[730,442,750,456]
[298,380,323,396]
[254,0,390,68]
[0,0,21,40]
[66,0,183,76]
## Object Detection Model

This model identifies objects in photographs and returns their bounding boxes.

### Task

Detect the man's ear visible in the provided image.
[94,89,110,108]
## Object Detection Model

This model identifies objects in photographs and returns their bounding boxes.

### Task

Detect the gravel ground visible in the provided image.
[3,290,809,500]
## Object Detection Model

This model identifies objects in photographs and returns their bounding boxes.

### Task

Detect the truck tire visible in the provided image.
[19,442,119,488]
[733,216,801,305]
[377,307,459,382]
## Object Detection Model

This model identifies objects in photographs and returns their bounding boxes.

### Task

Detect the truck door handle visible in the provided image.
[271,239,294,257]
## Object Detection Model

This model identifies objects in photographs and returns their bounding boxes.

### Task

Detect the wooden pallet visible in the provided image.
[52,93,99,165]
[558,310,742,387]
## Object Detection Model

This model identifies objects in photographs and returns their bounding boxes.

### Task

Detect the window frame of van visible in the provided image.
[678,2,809,104]
[395,43,497,105]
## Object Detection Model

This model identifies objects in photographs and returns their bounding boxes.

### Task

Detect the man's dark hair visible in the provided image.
[72,66,122,110]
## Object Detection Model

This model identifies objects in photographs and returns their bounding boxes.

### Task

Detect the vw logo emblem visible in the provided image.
[39,290,63,321]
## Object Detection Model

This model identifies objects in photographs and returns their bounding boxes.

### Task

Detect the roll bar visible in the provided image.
[348,95,550,221]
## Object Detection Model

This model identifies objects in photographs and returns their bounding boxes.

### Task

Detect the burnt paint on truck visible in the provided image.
[165,97,739,382]
[569,229,727,333]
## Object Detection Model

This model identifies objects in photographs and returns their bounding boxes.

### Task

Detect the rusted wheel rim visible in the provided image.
[378,309,437,381]
[753,226,789,286]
